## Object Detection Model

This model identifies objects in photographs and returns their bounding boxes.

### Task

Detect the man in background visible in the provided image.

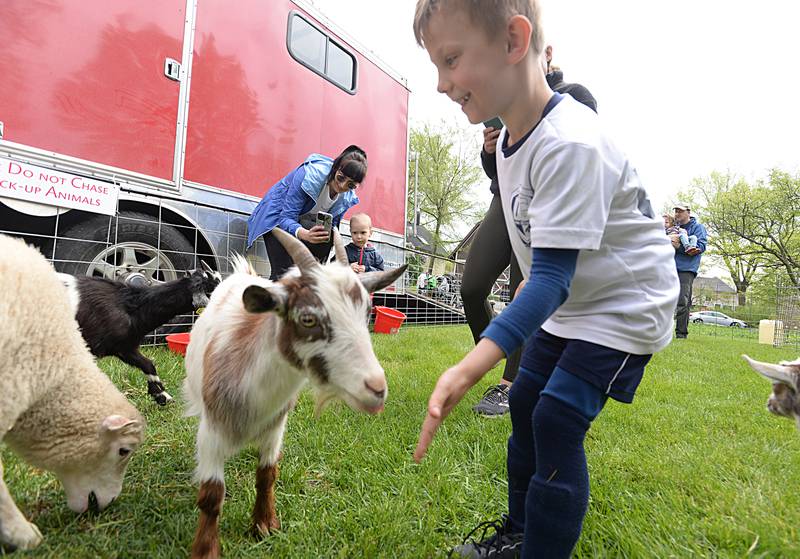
[672,203,707,339]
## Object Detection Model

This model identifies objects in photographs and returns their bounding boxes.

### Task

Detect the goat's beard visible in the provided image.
[311,385,339,418]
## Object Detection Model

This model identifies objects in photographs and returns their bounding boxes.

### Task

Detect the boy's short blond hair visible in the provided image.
[413,0,543,55]
[349,213,373,229]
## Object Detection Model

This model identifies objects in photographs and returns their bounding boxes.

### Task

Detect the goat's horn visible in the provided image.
[742,354,799,386]
[200,260,214,274]
[333,229,348,266]
[359,264,408,294]
[271,227,320,274]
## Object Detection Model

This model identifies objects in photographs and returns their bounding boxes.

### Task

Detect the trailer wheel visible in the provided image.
[54,211,195,285]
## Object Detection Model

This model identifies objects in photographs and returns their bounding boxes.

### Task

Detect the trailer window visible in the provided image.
[289,15,326,74]
[288,12,357,94]
[326,42,355,90]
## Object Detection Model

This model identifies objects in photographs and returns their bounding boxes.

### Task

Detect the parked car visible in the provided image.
[689,310,747,328]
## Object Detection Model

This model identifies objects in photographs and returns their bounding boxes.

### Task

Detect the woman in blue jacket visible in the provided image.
[247,145,367,280]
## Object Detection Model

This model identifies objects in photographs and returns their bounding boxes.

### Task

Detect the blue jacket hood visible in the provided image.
[246,154,360,248]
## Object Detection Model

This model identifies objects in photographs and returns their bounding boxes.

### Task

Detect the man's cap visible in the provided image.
[673,202,691,211]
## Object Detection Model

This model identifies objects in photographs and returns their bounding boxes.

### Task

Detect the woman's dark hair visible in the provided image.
[326,144,367,185]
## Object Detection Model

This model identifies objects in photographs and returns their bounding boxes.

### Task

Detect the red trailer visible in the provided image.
[0,0,409,282]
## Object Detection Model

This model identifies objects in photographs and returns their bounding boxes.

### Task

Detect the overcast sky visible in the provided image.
[310,0,800,214]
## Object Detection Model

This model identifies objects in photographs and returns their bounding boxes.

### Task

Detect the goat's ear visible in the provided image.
[358,264,408,294]
[242,284,284,314]
[742,354,800,388]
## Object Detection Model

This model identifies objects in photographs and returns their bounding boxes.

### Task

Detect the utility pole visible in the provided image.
[410,151,420,237]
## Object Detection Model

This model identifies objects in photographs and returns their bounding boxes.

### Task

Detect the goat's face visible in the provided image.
[243,228,407,415]
[742,354,800,427]
[55,414,144,513]
[189,260,222,309]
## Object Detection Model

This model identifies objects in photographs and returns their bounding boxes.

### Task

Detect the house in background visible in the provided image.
[693,276,738,308]
[449,220,511,303]
[405,221,452,276]
[449,221,482,269]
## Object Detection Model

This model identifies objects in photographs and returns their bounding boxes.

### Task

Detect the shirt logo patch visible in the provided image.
[510,186,532,248]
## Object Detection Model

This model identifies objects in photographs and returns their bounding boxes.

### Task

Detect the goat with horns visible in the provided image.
[183,228,406,559]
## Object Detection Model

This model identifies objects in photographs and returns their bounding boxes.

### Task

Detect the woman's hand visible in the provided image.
[413,339,504,463]
[513,279,527,300]
[483,127,502,154]
[298,225,330,244]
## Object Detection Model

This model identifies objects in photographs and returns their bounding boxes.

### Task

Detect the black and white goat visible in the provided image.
[743,354,800,430]
[183,228,406,559]
[59,262,221,405]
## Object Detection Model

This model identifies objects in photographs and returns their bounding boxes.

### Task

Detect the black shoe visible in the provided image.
[675,334,687,339]
[473,384,510,417]
[449,515,523,558]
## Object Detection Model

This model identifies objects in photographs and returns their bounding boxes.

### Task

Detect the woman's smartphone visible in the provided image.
[483,116,503,129]
[316,211,333,233]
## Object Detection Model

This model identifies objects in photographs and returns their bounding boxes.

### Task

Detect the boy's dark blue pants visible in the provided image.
[506,329,651,558]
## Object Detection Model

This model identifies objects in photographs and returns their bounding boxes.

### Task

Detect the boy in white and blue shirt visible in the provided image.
[412,1,679,557]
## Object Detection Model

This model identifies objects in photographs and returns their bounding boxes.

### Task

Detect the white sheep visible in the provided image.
[0,234,145,551]
[183,228,406,558]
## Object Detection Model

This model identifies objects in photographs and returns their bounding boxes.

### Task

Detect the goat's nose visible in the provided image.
[364,377,386,399]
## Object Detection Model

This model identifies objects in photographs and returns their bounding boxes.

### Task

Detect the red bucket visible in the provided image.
[373,306,406,334]
[166,332,191,356]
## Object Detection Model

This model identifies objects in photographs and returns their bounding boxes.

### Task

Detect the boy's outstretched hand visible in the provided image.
[413,339,505,463]
[413,365,473,463]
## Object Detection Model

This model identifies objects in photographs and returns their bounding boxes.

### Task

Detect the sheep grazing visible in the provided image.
[0,235,144,551]
[743,354,800,429]
[58,262,221,405]
[183,228,406,559]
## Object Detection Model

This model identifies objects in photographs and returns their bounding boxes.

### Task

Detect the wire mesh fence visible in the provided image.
[14,197,800,349]
[775,279,800,350]
[2,199,515,345]
[9,194,800,351]
[681,275,797,349]
[1,199,251,345]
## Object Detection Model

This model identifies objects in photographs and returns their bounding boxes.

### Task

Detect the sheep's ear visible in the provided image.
[101,415,143,436]
[742,354,800,388]
[358,264,408,294]
[242,284,285,314]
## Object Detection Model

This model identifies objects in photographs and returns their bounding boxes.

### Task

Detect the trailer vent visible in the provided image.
[164,58,181,81]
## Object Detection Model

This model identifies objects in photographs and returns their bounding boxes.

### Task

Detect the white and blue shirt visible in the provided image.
[495,95,679,355]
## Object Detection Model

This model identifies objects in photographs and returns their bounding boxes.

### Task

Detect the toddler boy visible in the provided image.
[346,213,384,273]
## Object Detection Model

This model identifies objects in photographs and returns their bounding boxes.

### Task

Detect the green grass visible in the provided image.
[3,327,800,558]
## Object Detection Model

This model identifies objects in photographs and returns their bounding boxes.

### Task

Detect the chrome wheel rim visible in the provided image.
[86,242,180,285]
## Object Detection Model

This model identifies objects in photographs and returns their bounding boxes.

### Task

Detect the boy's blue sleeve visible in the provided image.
[482,248,578,356]
[366,251,384,272]
[277,166,310,236]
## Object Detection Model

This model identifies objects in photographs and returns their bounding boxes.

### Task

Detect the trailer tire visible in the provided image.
[53,211,195,283]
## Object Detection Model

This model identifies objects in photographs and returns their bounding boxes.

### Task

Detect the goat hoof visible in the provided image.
[154,392,174,406]
[251,518,280,539]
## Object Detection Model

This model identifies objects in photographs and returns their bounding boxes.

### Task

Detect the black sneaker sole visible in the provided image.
[473,409,510,418]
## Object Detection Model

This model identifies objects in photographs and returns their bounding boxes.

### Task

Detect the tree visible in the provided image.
[407,122,486,267]
[690,172,763,305]
[716,170,800,287]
